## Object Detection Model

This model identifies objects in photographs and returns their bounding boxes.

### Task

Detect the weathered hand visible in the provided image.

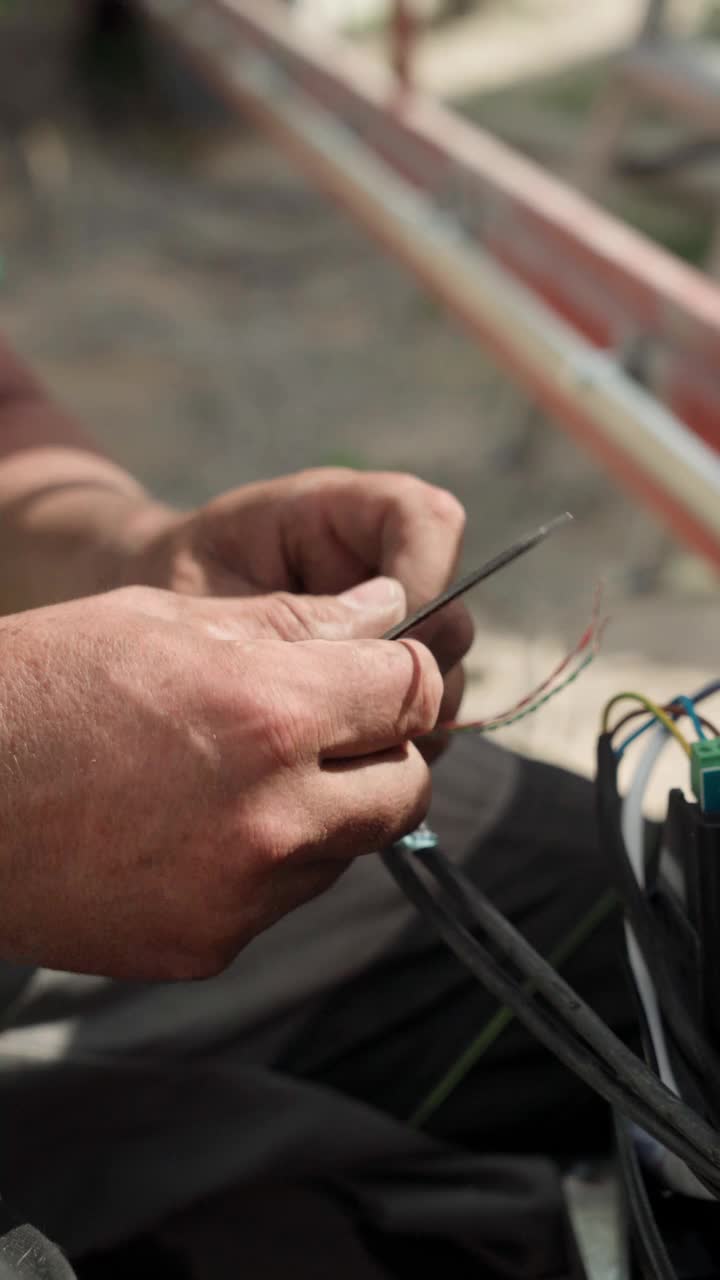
[0,581,441,979]
[123,468,474,734]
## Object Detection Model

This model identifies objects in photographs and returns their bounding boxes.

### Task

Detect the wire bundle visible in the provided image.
[603,690,719,761]
[598,680,720,1197]
[383,680,720,1195]
[383,833,720,1196]
[441,588,606,737]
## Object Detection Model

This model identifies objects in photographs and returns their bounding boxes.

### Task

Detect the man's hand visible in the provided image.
[0,344,473,718]
[0,582,441,980]
[120,468,474,732]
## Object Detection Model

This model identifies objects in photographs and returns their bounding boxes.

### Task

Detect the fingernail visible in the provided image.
[340,576,405,612]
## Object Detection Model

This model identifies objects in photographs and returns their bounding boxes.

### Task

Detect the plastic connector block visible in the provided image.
[690,738,720,815]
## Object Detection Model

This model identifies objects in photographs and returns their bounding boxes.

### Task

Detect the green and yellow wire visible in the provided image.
[601,692,692,758]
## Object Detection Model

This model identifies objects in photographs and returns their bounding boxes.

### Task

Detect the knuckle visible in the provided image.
[236,652,316,771]
[261,697,309,771]
[247,807,299,865]
[401,640,444,736]
[111,584,157,609]
[391,472,426,504]
[263,593,314,642]
[109,584,177,626]
[389,476,465,537]
[425,485,466,532]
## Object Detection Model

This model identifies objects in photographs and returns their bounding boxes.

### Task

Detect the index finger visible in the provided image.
[374,475,467,609]
[290,470,467,610]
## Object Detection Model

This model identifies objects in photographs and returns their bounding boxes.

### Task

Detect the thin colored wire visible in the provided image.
[693,680,720,701]
[482,650,596,733]
[672,695,707,741]
[409,889,618,1129]
[609,701,712,757]
[446,648,596,736]
[609,701,702,757]
[602,692,691,758]
[440,586,604,734]
[612,683,720,748]
[612,704,720,740]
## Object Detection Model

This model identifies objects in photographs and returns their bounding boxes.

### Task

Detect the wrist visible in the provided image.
[0,448,178,610]
[71,489,179,595]
[107,497,181,590]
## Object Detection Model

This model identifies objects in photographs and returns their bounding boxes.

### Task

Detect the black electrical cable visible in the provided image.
[380,679,720,1201]
[596,733,720,1111]
[424,845,674,1093]
[597,735,717,1079]
[430,843,720,1147]
[382,846,720,1196]
[420,846,720,1183]
[626,935,712,1129]
[614,1110,677,1280]
[386,846,720,1193]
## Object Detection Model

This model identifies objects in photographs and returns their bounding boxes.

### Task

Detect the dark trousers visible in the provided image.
[3,747,633,1279]
[281,747,633,1157]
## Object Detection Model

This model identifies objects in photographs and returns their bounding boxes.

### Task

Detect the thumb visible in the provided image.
[336,576,407,635]
[260,576,406,641]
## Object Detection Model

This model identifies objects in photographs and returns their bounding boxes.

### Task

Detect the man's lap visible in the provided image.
[280,744,632,1156]
[0,740,630,1258]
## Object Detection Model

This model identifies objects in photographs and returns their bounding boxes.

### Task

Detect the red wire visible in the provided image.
[441,586,604,734]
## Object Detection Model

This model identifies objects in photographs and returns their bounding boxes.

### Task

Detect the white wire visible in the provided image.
[622,727,664,890]
[622,726,678,1089]
[621,724,713,1198]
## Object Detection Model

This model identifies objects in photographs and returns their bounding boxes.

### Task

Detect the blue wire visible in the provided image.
[692,680,720,702]
[615,683,719,758]
[615,718,661,757]
[673,695,707,741]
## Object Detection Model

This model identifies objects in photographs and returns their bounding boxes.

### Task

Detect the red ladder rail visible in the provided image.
[140,0,720,569]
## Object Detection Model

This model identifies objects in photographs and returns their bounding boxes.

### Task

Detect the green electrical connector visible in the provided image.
[690,739,720,815]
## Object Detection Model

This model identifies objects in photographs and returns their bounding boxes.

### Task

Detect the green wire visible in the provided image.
[409,888,619,1130]
[450,649,596,737]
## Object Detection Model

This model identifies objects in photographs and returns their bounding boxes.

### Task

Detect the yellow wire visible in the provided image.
[601,691,691,758]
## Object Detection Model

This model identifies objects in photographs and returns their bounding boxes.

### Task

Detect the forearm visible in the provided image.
[0,338,169,612]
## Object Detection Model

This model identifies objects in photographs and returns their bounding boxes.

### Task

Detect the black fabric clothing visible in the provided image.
[282,751,632,1157]
[0,744,633,1278]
